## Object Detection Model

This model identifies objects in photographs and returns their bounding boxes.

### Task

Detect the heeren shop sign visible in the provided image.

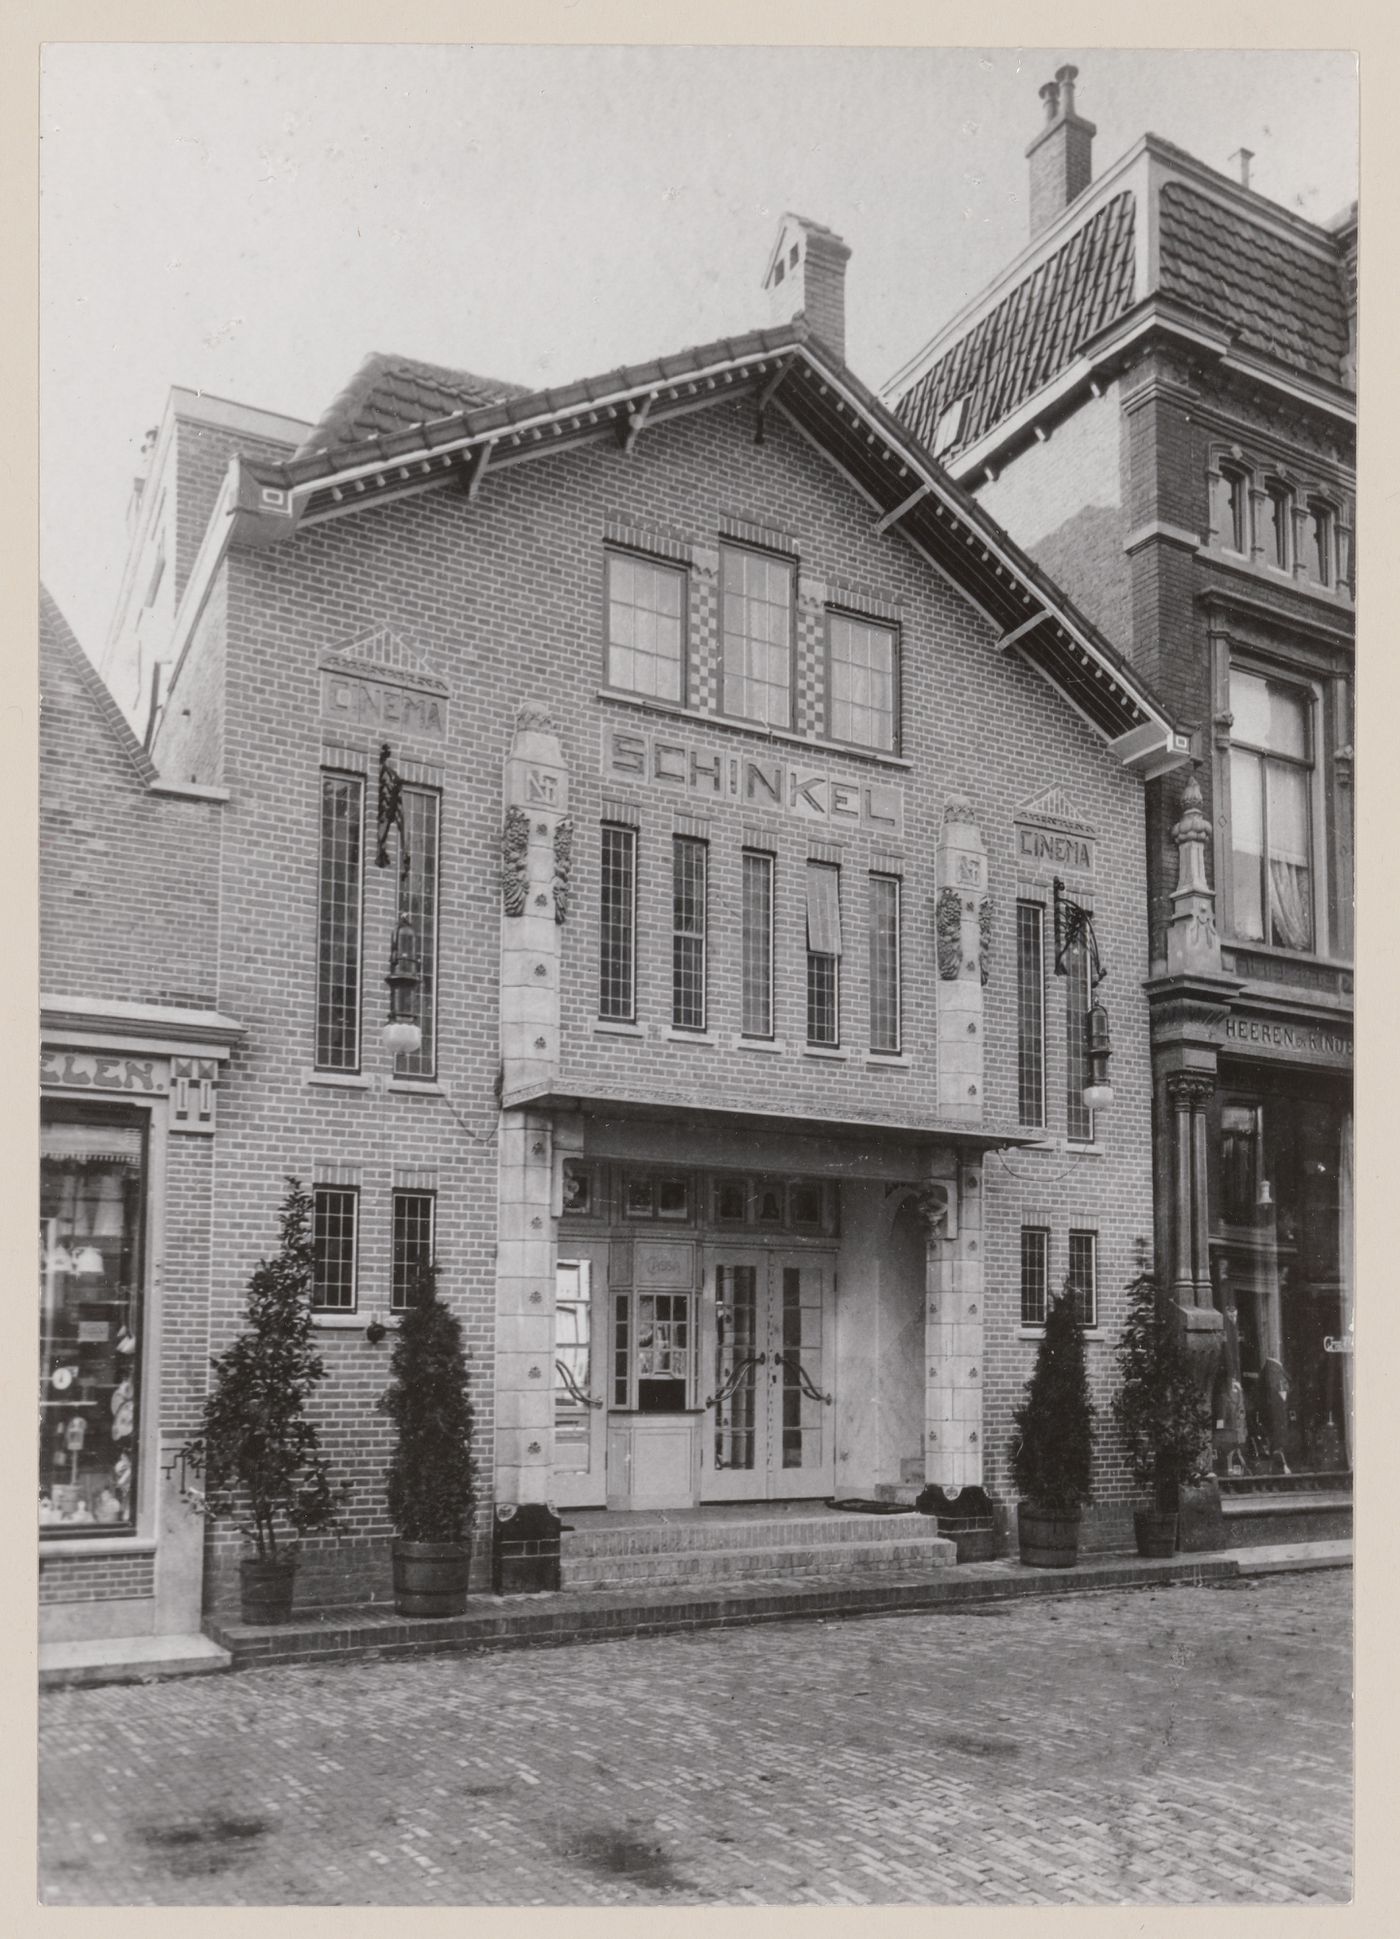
[602,726,904,836]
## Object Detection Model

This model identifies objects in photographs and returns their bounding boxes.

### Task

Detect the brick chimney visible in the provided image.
[763,213,852,365]
[1026,65,1096,239]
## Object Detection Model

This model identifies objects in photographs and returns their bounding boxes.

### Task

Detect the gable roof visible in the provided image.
[296,352,530,459]
[223,323,1187,772]
[895,191,1136,464]
[40,585,158,788]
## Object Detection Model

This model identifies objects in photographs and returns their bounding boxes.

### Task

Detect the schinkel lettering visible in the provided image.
[603,726,903,836]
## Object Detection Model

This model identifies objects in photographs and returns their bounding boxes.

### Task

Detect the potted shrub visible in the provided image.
[181,1179,340,1623]
[1112,1270,1216,1556]
[378,1264,477,1617]
[1010,1285,1095,1567]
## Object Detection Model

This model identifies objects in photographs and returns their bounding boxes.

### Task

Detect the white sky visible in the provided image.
[39,43,1357,661]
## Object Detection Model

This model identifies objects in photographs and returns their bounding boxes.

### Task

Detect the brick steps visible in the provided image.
[559,1508,953,1590]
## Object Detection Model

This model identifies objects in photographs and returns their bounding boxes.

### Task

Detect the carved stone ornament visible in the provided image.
[935,887,963,979]
[516,703,560,736]
[552,817,574,924]
[943,793,975,825]
[500,805,531,916]
[1167,1071,1216,1111]
[977,895,993,987]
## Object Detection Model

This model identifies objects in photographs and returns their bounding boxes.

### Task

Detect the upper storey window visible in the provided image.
[606,552,686,703]
[721,546,794,729]
[827,612,897,753]
[1228,668,1315,953]
[1308,499,1336,588]
[1264,482,1294,571]
[1219,466,1249,555]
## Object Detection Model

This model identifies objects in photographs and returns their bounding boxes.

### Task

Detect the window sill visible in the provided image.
[387,1077,445,1096]
[1206,548,1355,612]
[593,1020,645,1037]
[865,1051,911,1068]
[1021,1136,1105,1157]
[732,1035,786,1053]
[311,1311,369,1330]
[40,1534,158,1556]
[803,1045,849,1061]
[664,1028,718,1046]
[597,688,913,769]
[306,1070,370,1090]
[1018,1327,1104,1344]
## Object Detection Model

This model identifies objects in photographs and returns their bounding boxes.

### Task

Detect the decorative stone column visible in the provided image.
[923,1152,985,1491]
[495,705,572,1509]
[935,795,989,1124]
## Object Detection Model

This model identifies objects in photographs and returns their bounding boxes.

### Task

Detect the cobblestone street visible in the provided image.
[39,1570,1351,1906]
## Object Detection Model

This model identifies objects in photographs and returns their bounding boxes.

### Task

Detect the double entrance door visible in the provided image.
[551,1241,835,1508]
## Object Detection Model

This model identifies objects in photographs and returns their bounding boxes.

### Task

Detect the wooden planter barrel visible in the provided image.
[392,1540,471,1618]
[1133,1509,1179,1558]
[239,1554,297,1625]
[1017,1504,1082,1569]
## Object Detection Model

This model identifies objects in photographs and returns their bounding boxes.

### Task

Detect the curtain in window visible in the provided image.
[1266,762,1313,951]
[805,864,842,957]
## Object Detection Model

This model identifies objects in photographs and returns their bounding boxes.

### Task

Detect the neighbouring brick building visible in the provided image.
[886,68,1356,1533]
[43,216,1196,1642]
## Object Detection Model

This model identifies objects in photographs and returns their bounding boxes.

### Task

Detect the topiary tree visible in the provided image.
[378,1264,477,1544]
[1112,1270,1216,1515]
[181,1178,340,1558]
[1010,1285,1095,1514]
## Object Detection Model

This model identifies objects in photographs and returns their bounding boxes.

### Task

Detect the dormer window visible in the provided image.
[933,396,968,459]
[1265,481,1293,570]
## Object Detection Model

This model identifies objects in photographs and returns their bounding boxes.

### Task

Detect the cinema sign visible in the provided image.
[602,726,904,836]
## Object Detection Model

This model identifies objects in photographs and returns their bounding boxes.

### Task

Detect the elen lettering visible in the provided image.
[41,1052,160,1093]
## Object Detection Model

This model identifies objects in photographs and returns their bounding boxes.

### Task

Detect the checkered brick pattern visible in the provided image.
[688,544,720,712]
[795,581,826,736]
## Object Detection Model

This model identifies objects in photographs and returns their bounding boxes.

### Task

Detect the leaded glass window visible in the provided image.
[672,836,707,1031]
[606,552,685,702]
[805,863,841,1047]
[312,1186,358,1312]
[828,613,896,751]
[1228,669,1315,952]
[316,772,363,1071]
[390,1190,434,1311]
[1017,902,1046,1127]
[599,824,637,1020]
[868,873,901,1053]
[722,547,793,728]
[1020,1226,1050,1328]
[394,786,440,1078]
[741,851,774,1038]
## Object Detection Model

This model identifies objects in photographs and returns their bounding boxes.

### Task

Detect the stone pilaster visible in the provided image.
[494,1110,557,1507]
[500,705,570,1102]
[923,1153,985,1491]
[935,796,988,1123]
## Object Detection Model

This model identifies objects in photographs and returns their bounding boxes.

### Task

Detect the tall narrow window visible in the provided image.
[741,850,775,1038]
[828,613,896,751]
[1218,466,1249,554]
[722,546,793,728]
[316,772,364,1071]
[606,551,686,702]
[1065,931,1094,1143]
[1067,1230,1098,1328]
[390,1190,435,1312]
[806,862,842,1047]
[1228,668,1315,951]
[312,1186,359,1312]
[1265,481,1293,569]
[672,836,707,1031]
[1020,1227,1050,1328]
[1308,499,1335,587]
[394,787,440,1078]
[599,824,638,1020]
[1017,902,1046,1127]
[868,873,901,1053]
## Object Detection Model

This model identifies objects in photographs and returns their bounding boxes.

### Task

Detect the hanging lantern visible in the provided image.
[381,912,422,1056]
[1083,999,1114,1111]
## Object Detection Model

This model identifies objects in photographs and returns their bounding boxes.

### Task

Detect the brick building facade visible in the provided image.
[886,69,1355,1526]
[43,221,1194,1639]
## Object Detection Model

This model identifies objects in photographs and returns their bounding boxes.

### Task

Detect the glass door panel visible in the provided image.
[553,1249,608,1507]
[702,1249,834,1500]
[770,1256,834,1490]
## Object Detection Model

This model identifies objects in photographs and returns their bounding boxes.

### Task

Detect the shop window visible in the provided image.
[741,850,775,1038]
[40,1105,146,1535]
[636,1293,691,1411]
[721,545,793,729]
[561,1162,595,1218]
[606,551,686,703]
[1016,902,1046,1127]
[868,873,901,1053]
[756,1180,786,1224]
[805,862,842,1046]
[1064,930,1094,1143]
[315,771,364,1071]
[622,1174,690,1222]
[1227,668,1315,952]
[1264,481,1294,570]
[671,836,708,1031]
[599,823,638,1021]
[1219,1102,1262,1225]
[827,612,897,752]
[1020,1226,1050,1328]
[713,1177,749,1224]
[390,787,440,1078]
[312,1186,359,1311]
[390,1190,435,1311]
[1067,1230,1098,1328]
[788,1181,825,1229]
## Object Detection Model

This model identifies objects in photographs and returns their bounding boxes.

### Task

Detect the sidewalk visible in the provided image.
[39,1536,1351,1689]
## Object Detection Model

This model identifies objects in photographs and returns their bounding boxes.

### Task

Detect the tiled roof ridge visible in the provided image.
[40,585,159,788]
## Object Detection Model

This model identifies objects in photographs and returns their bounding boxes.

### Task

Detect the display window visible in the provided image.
[1211,1075,1352,1475]
[39,1103,147,1535]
